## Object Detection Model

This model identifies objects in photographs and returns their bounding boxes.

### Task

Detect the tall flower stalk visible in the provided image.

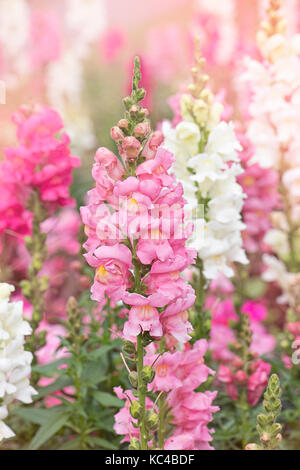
[243,0,300,312]
[2,105,80,376]
[81,58,206,449]
[163,41,248,339]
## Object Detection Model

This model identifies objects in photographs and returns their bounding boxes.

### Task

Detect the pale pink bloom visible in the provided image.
[164,433,195,451]
[85,244,132,306]
[30,10,61,67]
[123,300,163,342]
[145,352,182,392]
[100,28,125,63]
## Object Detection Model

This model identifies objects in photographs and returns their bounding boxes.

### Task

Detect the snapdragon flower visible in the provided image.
[163,50,248,282]
[243,0,300,310]
[0,283,37,442]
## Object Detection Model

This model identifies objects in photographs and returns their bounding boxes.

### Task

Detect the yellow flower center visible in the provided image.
[156,364,169,377]
[96,264,108,282]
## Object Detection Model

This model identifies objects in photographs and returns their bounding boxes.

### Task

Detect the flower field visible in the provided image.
[0,0,300,452]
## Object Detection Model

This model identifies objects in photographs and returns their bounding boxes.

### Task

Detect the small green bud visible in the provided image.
[123,340,136,356]
[129,371,138,388]
[245,443,261,450]
[123,97,133,110]
[146,409,158,430]
[136,88,146,102]
[130,400,142,420]
[141,365,155,384]
[129,437,141,450]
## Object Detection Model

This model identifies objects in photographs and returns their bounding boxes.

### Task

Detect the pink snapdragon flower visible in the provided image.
[113,386,155,444]
[237,133,279,255]
[3,105,80,213]
[142,340,218,450]
[85,244,132,307]
[81,116,196,345]
[247,359,272,406]
[30,10,61,67]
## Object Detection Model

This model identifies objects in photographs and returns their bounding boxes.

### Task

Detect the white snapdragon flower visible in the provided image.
[264,229,289,258]
[262,254,300,306]
[163,99,248,280]
[206,122,242,161]
[0,283,37,442]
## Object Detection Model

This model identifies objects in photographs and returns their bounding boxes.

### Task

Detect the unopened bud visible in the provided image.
[134,122,151,137]
[146,410,158,430]
[129,105,139,114]
[148,130,163,149]
[118,119,129,129]
[111,126,124,142]
[130,400,142,419]
[123,97,133,110]
[141,365,155,384]
[234,370,248,384]
[122,136,141,161]
[129,438,141,450]
[129,371,138,388]
[245,443,260,450]
[123,340,136,356]
[261,432,270,443]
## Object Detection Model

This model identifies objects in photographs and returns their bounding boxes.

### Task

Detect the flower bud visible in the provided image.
[118,119,129,129]
[245,443,260,450]
[110,126,124,142]
[261,432,271,443]
[129,371,138,388]
[146,409,158,430]
[134,122,151,137]
[123,97,133,110]
[129,437,141,450]
[148,130,164,149]
[129,105,139,114]
[122,136,141,161]
[123,340,136,356]
[141,365,155,384]
[234,370,248,384]
[130,400,142,419]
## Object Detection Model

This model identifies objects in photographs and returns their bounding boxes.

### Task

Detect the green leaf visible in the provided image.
[87,344,115,360]
[57,437,82,450]
[13,406,63,426]
[32,358,70,378]
[37,375,73,398]
[81,361,107,386]
[28,408,70,450]
[93,391,123,408]
[88,436,117,450]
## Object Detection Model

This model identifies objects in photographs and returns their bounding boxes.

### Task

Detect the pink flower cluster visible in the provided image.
[113,386,155,444]
[114,340,219,450]
[148,340,219,450]
[208,297,275,363]
[81,128,196,348]
[218,358,271,407]
[237,133,279,255]
[2,105,80,214]
[0,105,80,258]
[205,295,272,406]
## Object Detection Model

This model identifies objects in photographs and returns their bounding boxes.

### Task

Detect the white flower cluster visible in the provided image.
[243,28,300,170]
[0,283,37,442]
[163,108,248,280]
[262,254,300,307]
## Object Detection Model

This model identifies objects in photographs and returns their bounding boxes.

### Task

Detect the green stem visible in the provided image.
[240,389,249,449]
[158,394,165,450]
[137,333,147,450]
